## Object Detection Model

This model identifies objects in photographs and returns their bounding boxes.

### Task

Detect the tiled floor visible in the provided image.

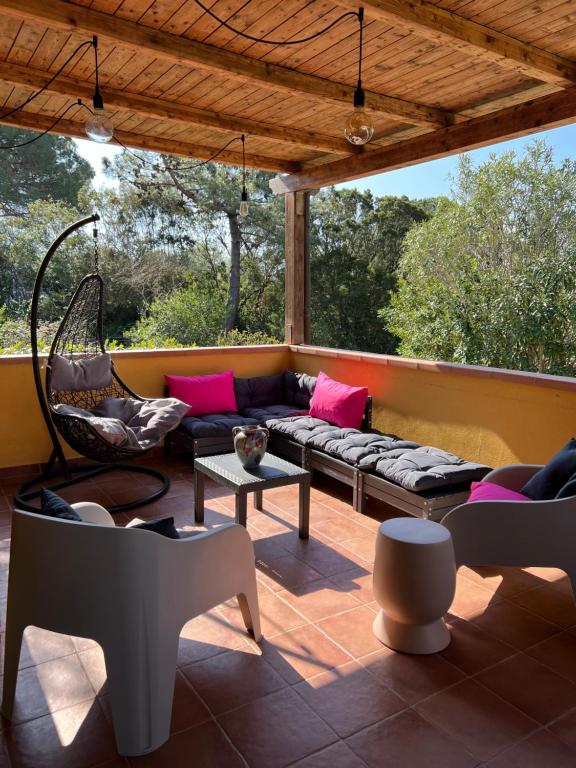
[1,456,576,767]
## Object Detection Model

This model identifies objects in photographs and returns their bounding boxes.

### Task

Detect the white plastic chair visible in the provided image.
[2,503,261,756]
[441,464,576,599]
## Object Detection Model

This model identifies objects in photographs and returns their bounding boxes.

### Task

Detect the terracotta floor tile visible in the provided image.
[78,646,107,695]
[470,601,562,650]
[290,540,366,577]
[526,630,576,683]
[176,610,249,666]
[10,655,95,724]
[256,554,323,592]
[548,706,576,751]
[70,636,99,654]
[288,741,367,768]
[510,585,576,629]
[5,627,76,670]
[329,568,374,604]
[523,566,570,584]
[359,646,464,704]
[483,728,576,768]
[450,576,502,620]
[180,647,285,715]
[337,536,376,564]
[346,709,477,768]
[317,605,383,659]
[220,591,308,638]
[281,578,363,622]
[440,618,515,675]
[260,625,351,684]
[164,671,212,734]
[294,660,405,738]
[313,519,375,544]
[4,698,117,768]
[415,679,538,762]
[459,566,544,598]
[127,719,246,767]
[476,652,576,724]
[218,687,337,768]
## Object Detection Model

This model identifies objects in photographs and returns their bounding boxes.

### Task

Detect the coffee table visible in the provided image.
[194,453,311,538]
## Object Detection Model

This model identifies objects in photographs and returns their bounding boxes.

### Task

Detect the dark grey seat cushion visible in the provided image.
[358,445,490,492]
[283,371,316,409]
[234,373,285,411]
[179,412,258,438]
[268,416,489,493]
[241,404,309,422]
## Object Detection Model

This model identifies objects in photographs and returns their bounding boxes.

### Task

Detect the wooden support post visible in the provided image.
[284,191,310,345]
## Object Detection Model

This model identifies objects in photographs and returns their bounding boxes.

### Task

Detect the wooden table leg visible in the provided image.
[299,478,310,539]
[194,469,205,524]
[254,489,263,510]
[236,492,248,528]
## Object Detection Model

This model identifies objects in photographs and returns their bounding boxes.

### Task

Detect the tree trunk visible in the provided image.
[226,212,241,331]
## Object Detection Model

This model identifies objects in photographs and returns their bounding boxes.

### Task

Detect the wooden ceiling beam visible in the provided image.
[0,110,301,173]
[333,0,576,87]
[269,87,576,193]
[0,60,353,156]
[0,0,453,129]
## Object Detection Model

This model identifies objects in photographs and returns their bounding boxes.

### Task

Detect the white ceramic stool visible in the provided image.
[372,518,456,654]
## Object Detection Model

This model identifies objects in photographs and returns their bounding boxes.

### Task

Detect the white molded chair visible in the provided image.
[441,464,576,599]
[2,503,261,756]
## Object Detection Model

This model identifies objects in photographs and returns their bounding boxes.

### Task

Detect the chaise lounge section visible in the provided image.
[167,370,491,520]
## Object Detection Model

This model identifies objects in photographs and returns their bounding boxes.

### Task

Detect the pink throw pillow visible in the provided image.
[468,481,532,503]
[164,370,237,417]
[309,371,368,430]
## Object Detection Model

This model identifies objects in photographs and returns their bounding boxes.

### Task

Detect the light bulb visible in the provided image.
[85,107,114,144]
[239,189,249,217]
[344,107,374,146]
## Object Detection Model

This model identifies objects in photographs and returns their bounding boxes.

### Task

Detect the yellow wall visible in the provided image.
[0,345,290,469]
[2,342,576,471]
[290,346,576,469]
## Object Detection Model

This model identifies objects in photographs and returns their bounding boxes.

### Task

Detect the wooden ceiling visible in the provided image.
[0,0,575,190]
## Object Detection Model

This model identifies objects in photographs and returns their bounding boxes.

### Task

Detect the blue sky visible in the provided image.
[73,122,576,198]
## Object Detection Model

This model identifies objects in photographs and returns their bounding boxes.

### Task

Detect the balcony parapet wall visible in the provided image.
[1,343,575,473]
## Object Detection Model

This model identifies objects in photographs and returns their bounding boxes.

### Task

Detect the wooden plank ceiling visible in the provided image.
[0,0,575,187]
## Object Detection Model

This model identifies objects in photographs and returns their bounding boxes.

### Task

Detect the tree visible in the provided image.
[384,141,576,374]
[0,128,93,215]
[310,189,429,353]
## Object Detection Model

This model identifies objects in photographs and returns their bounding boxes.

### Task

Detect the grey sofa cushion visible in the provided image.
[241,404,308,422]
[51,353,113,392]
[266,415,334,445]
[283,372,316,409]
[309,431,420,466]
[180,412,258,438]
[234,373,285,412]
[359,445,490,492]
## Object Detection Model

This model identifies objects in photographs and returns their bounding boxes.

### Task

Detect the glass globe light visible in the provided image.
[344,106,374,146]
[85,106,114,143]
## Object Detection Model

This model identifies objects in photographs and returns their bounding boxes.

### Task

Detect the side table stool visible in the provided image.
[372,518,456,654]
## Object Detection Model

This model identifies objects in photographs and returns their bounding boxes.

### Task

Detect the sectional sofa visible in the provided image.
[166,371,490,521]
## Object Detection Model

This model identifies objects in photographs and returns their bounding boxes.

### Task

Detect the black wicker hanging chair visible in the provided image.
[16,214,171,512]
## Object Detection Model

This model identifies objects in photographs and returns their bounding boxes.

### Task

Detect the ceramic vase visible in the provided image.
[232,425,269,469]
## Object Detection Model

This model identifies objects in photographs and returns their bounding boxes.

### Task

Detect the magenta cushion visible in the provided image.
[309,371,368,430]
[468,481,532,503]
[164,370,237,417]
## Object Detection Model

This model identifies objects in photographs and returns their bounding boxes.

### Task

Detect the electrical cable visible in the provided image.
[191,1,360,46]
[0,40,93,121]
[113,133,244,173]
[0,99,88,149]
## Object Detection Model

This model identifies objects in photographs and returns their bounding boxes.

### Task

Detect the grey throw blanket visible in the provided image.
[54,396,190,451]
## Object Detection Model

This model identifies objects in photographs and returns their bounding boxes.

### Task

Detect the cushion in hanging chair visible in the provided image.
[53,397,189,451]
[50,353,113,391]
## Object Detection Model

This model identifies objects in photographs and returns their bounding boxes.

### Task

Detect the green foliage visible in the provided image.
[310,189,429,353]
[0,127,93,215]
[385,141,576,374]
[0,306,57,355]
[217,328,281,346]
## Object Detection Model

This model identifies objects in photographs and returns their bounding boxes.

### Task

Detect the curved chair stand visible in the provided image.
[16,214,170,513]
[441,464,576,600]
[2,506,262,756]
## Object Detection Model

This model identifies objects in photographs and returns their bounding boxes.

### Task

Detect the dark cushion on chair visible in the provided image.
[521,439,576,500]
[179,412,259,438]
[241,404,309,422]
[283,372,316,409]
[39,489,83,521]
[132,516,180,539]
[555,473,576,499]
[234,374,285,412]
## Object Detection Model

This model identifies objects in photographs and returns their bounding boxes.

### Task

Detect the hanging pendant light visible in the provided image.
[239,134,249,217]
[344,9,374,146]
[85,36,114,144]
